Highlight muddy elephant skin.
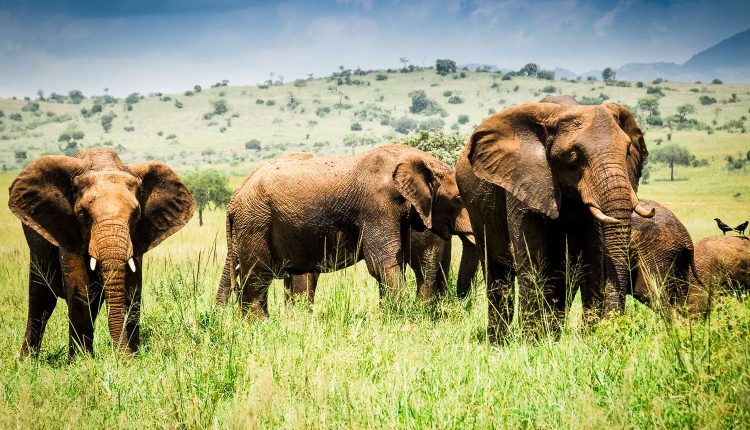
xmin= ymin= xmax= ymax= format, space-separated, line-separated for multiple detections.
xmin=8 ymin=148 xmax=195 ymax=357
xmin=216 ymin=145 xmax=473 ymax=316
xmin=456 ymin=99 xmax=651 ymax=339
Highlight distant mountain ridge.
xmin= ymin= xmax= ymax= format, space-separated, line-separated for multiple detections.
xmin=462 ymin=28 xmax=750 ymax=83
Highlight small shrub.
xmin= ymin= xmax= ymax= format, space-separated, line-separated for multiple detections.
xmin=265 ymin=99 xmax=276 ymax=106
xmin=255 ymin=99 xmax=265 ymax=104
xmin=316 ymin=106 xmax=331 ymax=117
xmin=124 ymin=126 xmax=135 ymax=132
xmin=448 ymin=95 xmax=464 ymax=104
xmin=350 ymin=122 xmax=362 ymax=131
xmin=711 ymin=78 xmax=723 ymax=84
xmin=699 ymin=95 xmax=717 ymax=105
xmin=457 ymin=114 xmax=469 ymax=124
xmin=174 ymin=100 xmax=183 ymax=109
xmin=541 ymin=85 xmax=556 ymax=94
xmin=9 ymin=113 xmax=22 ymax=121
xmin=392 ymin=116 xmax=418 ymax=134
xmin=375 ymin=73 xmax=388 ymax=81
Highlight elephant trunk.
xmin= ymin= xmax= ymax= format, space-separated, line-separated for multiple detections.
xmin=597 ymin=180 xmax=635 ymax=316
xmin=89 ymin=221 xmax=135 ymax=352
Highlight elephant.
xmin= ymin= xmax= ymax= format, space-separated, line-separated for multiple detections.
xmin=8 ymin=148 xmax=195 ymax=357
xmin=687 ymin=236 xmax=750 ymax=313
xmin=283 ymin=228 xmax=478 ymax=303
xmin=629 ymin=199 xmax=701 ymax=313
xmin=215 ymin=145 xmax=473 ymax=316
xmin=456 ymin=99 xmax=652 ymax=339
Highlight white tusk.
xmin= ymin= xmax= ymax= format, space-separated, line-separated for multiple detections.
xmin=128 ymin=258 xmax=136 ymax=273
xmin=89 ymin=257 xmax=97 ymax=271
xmin=588 ymin=206 xmax=622 ymax=225
xmin=235 ymin=264 xmax=240 ymax=271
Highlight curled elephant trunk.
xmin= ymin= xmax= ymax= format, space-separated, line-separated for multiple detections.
xmin=89 ymin=221 xmax=135 ymax=352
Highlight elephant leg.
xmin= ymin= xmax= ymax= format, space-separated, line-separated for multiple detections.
xmin=285 ymin=274 xmax=319 ymax=304
xmin=457 ymin=239 xmax=479 ymax=300
xmin=506 ymin=195 xmax=550 ymax=334
xmin=580 ymin=220 xmax=605 ymax=327
xmin=485 ymin=258 xmax=515 ymax=343
xmin=124 ymin=256 xmax=143 ymax=353
xmin=21 ymin=245 xmax=62 ymax=357
xmin=366 ymin=259 xmax=406 ymax=301
xmin=238 ymin=270 xmax=272 ymax=318
xmin=61 ymin=252 xmax=101 ymax=357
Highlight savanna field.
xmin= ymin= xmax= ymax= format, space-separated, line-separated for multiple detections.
xmin=0 ymin=69 xmax=749 ymax=428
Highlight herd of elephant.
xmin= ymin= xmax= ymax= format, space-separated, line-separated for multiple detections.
xmin=8 ymin=95 xmax=749 ymax=358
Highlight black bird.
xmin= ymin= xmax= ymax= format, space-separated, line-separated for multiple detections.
xmin=735 ymin=220 xmax=749 ymax=236
xmin=714 ymin=218 xmax=733 ymax=235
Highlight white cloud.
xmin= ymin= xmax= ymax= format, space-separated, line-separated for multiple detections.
xmin=593 ymin=0 xmax=634 ymax=36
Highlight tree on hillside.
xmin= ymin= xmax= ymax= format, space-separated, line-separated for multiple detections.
xmin=519 ymin=63 xmax=538 ymax=77
xmin=101 ymin=112 xmax=116 ymax=133
xmin=184 ymin=170 xmax=233 ymax=226
xmin=675 ymin=104 xmax=695 ymax=123
xmin=409 ymin=90 xmax=430 ymax=113
xmin=637 ymin=96 xmax=660 ymax=117
xmin=602 ymin=67 xmax=616 ymax=85
xmin=435 ymin=59 xmax=457 ymax=76
xmin=650 ymin=143 xmax=691 ymax=181
xmin=68 ymin=90 xmax=85 ymax=104
xmin=58 ymin=128 xmax=85 ymax=156
xmin=402 ymin=130 xmax=464 ymax=164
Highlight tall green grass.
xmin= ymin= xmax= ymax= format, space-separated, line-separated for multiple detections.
xmin=0 ymin=170 xmax=748 ymax=427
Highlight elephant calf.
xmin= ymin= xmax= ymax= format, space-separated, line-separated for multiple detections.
xmin=8 ymin=148 xmax=195 ymax=357
xmin=216 ymin=145 xmax=473 ymax=316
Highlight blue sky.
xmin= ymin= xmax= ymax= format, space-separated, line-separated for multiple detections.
xmin=0 ymin=0 xmax=748 ymax=97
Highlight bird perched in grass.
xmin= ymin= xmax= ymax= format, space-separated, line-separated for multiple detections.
xmin=735 ymin=220 xmax=749 ymax=236
xmin=714 ymin=218 xmax=733 ymax=235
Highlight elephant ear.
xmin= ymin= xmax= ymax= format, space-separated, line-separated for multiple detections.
xmin=8 ymin=156 xmax=89 ymax=253
xmin=393 ymin=154 xmax=437 ymax=229
xmin=129 ymin=161 xmax=196 ymax=255
xmin=604 ymin=103 xmax=648 ymax=191
xmin=467 ymin=103 xmax=562 ymax=219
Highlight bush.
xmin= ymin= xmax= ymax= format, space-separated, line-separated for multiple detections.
xmin=699 ymin=95 xmax=717 ymax=105
xmin=350 ymin=122 xmax=362 ymax=131
xmin=376 ymin=73 xmax=388 ymax=81
xmin=646 ymin=115 xmax=663 ymax=126
xmin=401 ymin=129 xmax=465 ymax=164
xmin=443 ymin=90 xmax=453 ymax=97
xmin=541 ymin=85 xmax=556 ymax=94
xmin=265 ymin=99 xmax=276 ymax=106
xmin=100 ymin=112 xmax=116 ymax=133
xmin=174 ymin=100 xmax=183 ymax=109
xmin=392 ymin=116 xmax=418 ymax=134
xmin=536 ymin=69 xmax=555 ymax=80
xmin=255 ymin=99 xmax=265 ymax=104
xmin=316 ymin=106 xmax=331 ymax=117
xmin=68 ymin=90 xmax=85 ymax=104
xmin=409 ymin=90 xmax=445 ymax=116
xmin=457 ymin=114 xmax=469 ymax=124
xmin=9 ymin=113 xmax=22 ymax=121
xmin=646 ymin=86 xmax=664 ymax=97
xmin=418 ymin=118 xmax=445 ymax=131
xmin=448 ymin=95 xmax=464 ymax=104
xmin=124 ymin=126 xmax=135 ymax=132
xmin=636 ymin=81 xmax=644 ymax=88
xmin=711 ymin=78 xmax=723 ymax=84
xmin=245 ymin=139 xmax=261 ymax=150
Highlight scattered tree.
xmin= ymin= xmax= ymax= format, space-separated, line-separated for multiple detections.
xmin=435 ymin=59 xmax=457 ymax=76
xmin=68 ymin=90 xmax=85 ymax=104
xmin=519 ymin=63 xmax=539 ymax=77
xmin=184 ymin=170 xmax=233 ymax=226
xmin=674 ymin=104 xmax=695 ymax=123
xmin=100 ymin=112 xmax=116 ymax=133
xmin=650 ymin=143 xmax=691 ymax=181
xmin=602 ymin=67 xmax=616 ymax=85
xmin=58 ymin=128 xmax=85 ymax=156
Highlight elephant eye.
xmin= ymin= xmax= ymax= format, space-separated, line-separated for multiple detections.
xmin=567 ymin=150 xmax=578 ymax=164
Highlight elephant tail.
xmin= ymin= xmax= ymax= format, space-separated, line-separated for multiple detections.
xmin=686 ymin=247 xmax=710 ymax=318
xmin=216 ymin=213 xmax=237 ymax=306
